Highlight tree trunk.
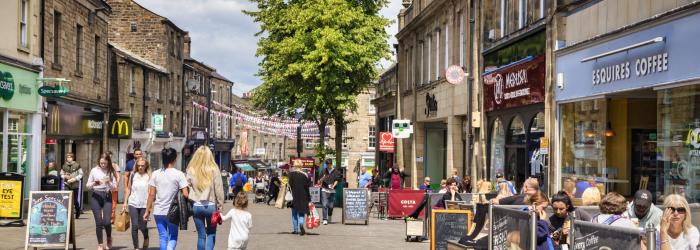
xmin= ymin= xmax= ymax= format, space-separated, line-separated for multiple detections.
xmin=334 ymin=115 xmax=344 ymax=172
xmin=317 ymin=118 xmax=328 ymax=161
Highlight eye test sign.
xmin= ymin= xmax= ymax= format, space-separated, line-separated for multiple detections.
xmin=25 ymin=191 xmax=73 ymax=250
xmin=0 ymin=173 xmax=24 ymax=219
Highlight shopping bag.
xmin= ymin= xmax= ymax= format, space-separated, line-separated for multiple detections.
xmin=114 ymin=209 xmax=130 ymax=232
xmin=312 ymin=204 xmax=321 ymax=227
xmin=305 ymin=203 xmax=321 ymax=229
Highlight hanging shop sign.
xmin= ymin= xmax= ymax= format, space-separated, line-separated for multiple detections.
xmin=379 ymin=132 xmax=395 ymax=153
xmin=425 ymin=93 xmax=438 ymax=117
xmin=152 ymin=114 xmax=164 ymax=132
xmin=445 ymin=65 xmax=466 ymax=85
xmin=483 ymin=55 xmax=545 ymax=112
xmin=47 ymin=102 xmax=103 ymax=138
xmin=555 ymin=12 xmax=700 ymax=102
xmin=108 ymin=115 xmax=132 ymax=139
xmin=0 ymin=63 xmax=39 ymax=112
xmin=38 ymin=85 xmax=69 ymax=97
xmin=392 ymin=120 xmax=413 ymax=138
xmin=190 ymin=127 xmax=207 ymax=141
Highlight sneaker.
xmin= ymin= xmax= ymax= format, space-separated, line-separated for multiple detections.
xmin=322 ymin=220 xmax=328 ymax=225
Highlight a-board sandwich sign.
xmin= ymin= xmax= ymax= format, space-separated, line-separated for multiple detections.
xmin=431 ymin=209 xmax=472 ymax=250
xmin=25 ymin=191 xmax=73 ymax=249
xmin=342 ymin=188 xmax=369 ymax=225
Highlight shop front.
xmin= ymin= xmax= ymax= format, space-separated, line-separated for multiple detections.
xmin=0 ymin=62 xmax=41 ymax=196
xmin=555 ymin=9 xmax=700 ymax=202
xmin=484 ymin=42 xmax=546 ymax=190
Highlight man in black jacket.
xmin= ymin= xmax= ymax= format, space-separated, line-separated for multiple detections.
xmin=319 ymin=160 xmax=340 ymax=224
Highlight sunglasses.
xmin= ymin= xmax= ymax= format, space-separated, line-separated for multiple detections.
xmin=668 ymin=207 xmax=687 ymax=214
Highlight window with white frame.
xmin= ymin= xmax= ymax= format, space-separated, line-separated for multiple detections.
xmin=459 ymin=11 xmax=465 ymax=67
xmin=444 ymin=23 xmax=449 ymax=70
xmin=435 ymin=29 xmax=440 ymax=80
xmin=129 ymin=66 xmax=135 ymax=94
xmin=342 ymin=129 xmax=348 ymax=148
xmin=420 ymin=42 xmax=424 ymax=85
xmin=368 ymin=93 xmax=376 ymax=114
xmin=368 ymin=126 xmax=376 ymax=149
xmin=427 ymin=35 xmax=432 ymax=83
xmin=19 ymin=0 xmax=28 ymax=48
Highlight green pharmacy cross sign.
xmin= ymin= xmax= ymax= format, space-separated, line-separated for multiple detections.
xmin=0 ymin=70 xmax=15 ymax=100
xmin=38 ymin=85 xmax=69 ymax=97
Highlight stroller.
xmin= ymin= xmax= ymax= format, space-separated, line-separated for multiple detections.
xmin=254 ymin=180 xmax=267 ymax=203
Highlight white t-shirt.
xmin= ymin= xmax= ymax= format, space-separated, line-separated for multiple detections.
xmin=148 ymin=168 xmax=188 ymax=215
xmin=222 ymin=208 xmax=253 ymax=250
xmin=669 ymin=226 xmax=700 ymax=250
xmin=128 ymin=172 xmax=150 ymax=208
xmin=86 ymin=166 xmax=117 ymax=192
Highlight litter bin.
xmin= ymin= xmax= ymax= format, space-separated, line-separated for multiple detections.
xmin=41 ymin=176 xmax=61 ymax=190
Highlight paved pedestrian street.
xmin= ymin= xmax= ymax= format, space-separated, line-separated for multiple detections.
xmin=4 ymin=198 xmax=428 ymax=250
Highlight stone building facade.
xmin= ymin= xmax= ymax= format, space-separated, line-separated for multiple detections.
xmin=42 ymin=0 xmax=112 ymax=198
xmin=396 ymin=0 xmax=475 ymax=189
xmin=337 ymin=88 xmax=377 ymax=188
xmin=183 ymin=57 xmax=215 ymax=165
xmin=0 ymin=0 xmax=44 ymax=193
xmin=372 ymin=64 xmax=398 ymax=179
xmin=107 ymin=0 xmax=187 ymax=169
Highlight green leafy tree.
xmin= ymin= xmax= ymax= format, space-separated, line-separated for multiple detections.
xmin=246 ymin=0 xmax=391 ymax=166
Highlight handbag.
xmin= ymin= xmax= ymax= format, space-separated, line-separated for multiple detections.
xmin=167 ymin=192 xmax=181 ymax=224
xmin=212 ymin=211 xmax=222 ymax=225
xmin=284 ymin=185 xmax=294 ymax=202
xmin=114 ymin=209 xmax=130 ymax=232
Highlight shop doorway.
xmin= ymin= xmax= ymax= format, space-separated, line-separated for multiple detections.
xmin=506 ymin=116 xmax=528 ymax=190
xmin=425 ymin=124 xmax=447 ymax=190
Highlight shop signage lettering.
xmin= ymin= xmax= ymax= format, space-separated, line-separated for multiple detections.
xmin=152 ymin=114 xmax=164 ymax=132
xmin=0 ymin=70 xmax=15 ymax=100
xmin=425 ymin=93 xmax=437 ymax=117
xmin=592 ymin=52 xmax=668 ymax=85
xmin=108 ymin=115 xmax=132 ymax=139
xmin=38 ymin=85 xmax=69 ymax=97
xmin=47 ymin=103 xmax=103 ymax=138
xmin=379 ymin=132 xmax=395 ymax=153
xmin=483 ymin=55 xmax=546 ymax=112
xmin=0 ymin=179 xmax=23 ymax=219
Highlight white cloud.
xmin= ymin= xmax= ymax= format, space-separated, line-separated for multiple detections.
xmin=135 ymin=0 xmax=404 ymax=94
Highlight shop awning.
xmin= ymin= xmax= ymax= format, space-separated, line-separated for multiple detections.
xmin=234 ymin=163 xmax=255 ymax=172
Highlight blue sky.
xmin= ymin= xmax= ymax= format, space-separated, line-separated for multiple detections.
xmin=136 ymin=0 xmax=403 ymax=95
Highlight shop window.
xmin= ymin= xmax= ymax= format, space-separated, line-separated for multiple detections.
xmin=657 ymin=85 xmax=700 ymax=203
xmin=560 ymin=99 xmax=606 ymax=188
xmin=490 ymin=118 xmax=505 ymax=180
xmin=507 ymin=116 xmax=526 ymax=145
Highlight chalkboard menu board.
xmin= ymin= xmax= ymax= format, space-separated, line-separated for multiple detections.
xmin=572 ymin=220 xmax=641 ymax=250
xmin=310 ymin=187 xmax=321 ymax=204
xmin=342 ymin=188 xmax=368 ymax=225
xmin=25 ymin=191 xmax=73 ymax=249
xmin=491 ymin=206 xmax=531 ymax=250
xmin=430 ymin=210 xmax=472 ymax=250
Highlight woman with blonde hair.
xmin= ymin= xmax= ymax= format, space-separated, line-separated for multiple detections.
xmin=122 ymin=159 xmax=152 ymax=249
xmin=186 ymin=146 xmax=225 ymax=250
xmin=659 ymin=194 xmax=699 ymax=250
xmin=496 ymin=181 xmax=514 ymax=200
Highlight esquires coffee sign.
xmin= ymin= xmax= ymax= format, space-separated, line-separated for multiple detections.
xmin=483 ymin=55 xmax=545 ymax=112
xmin=47 ymin=103 xmax=103 ymax=138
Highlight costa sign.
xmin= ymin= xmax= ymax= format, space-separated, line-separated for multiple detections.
xmin=483 ymin=55 xmax=545 ymax=112
xmin=378 ymin=132 xmax=394 ymax=153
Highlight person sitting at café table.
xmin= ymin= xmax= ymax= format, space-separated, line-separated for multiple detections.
xmin=438 ymin=179 xmax=448 ymax=194
xmin=437 ymin=178 xmax=463 ymax=208
xmin=549 ymin=191 xmax=592 ymax=247
xmin=574 ymin=176 xmax=597 ymax=198
xmin=491 ymin=177 xmax=539 ymax=205
xmin=659 ymin=194 xmax=699 ymax=250
xmin=626 ymin=189 xmax=662 ymax=229
xmin=591 ymin=192 xmax=636 ymax=229
xmin=419 ymin=177 xmax=432 ymax=191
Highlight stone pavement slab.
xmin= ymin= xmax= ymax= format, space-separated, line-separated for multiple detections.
xmin=3 ymin=198 xmax=429 ymax=250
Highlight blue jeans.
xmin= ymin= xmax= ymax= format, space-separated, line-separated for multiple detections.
xmin=321 ymin=191 xmax=335 ymax=221
xmin=193 ymin=204 xmax=217 ymax=250
xmin=154 ymin=215 xmax=178 ymax=250
xmin=291 ymin=207 xmax=305 ymax=233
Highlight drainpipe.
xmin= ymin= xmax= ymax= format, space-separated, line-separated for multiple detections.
xmin=468 ymin=0 xmax=479 ymax=192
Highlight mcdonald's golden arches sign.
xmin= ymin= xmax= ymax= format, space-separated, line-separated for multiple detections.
xmin=109 ymin=115 xmax=132 ymax=139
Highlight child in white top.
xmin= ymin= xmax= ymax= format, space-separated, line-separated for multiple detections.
xmin=223 ymin=192 xmax=253 ymax=250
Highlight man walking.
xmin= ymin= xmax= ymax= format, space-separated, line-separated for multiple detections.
xmin=319 ymin=159 xmax=340 ymax=225
xmin=358 ymin=167 xmax=372 ymax=189
xmin=230 ymin=168 xmax=248 ymax=198
xmin=61 ymin=152 xmax=83 ymax=218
